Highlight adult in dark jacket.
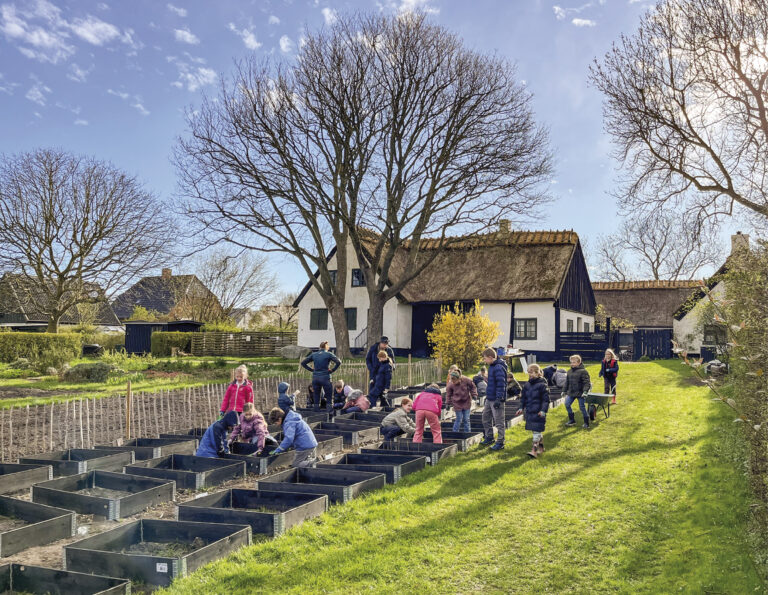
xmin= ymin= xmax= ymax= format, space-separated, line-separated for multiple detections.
xmin=543 ymin=364 xmax=558 ymax=386
xmin=480 ymin=348 xmax=508 ymax=450
xmin=368 ymin=352 xmax=393 ymax=407
xmin=564 ymin=355 xmax=592 ymax=428
xmin=301 ymin=341 xmax=341 ymax=412
xmin=517 ymin=365 xmax=550 ymax=458
xmin=599 ymin=349 xmax=619 ymax=394
xmin=366 ymin=336 xmax=395 ymax=385
xmin=196 ymin=411 xmax=239 ymax=457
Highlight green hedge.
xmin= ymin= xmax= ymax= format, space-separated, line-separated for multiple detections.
xmin=151 ymin=332 xmax=192 ymax=357
xmin=0 ymin=333 xmax=81 ymax=364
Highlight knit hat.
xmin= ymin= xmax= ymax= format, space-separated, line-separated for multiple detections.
xmin=278 ymin=382 xmax=290 ymax=394
xmin=347 ymin=389 xmax=364 ymax=401
xmin=379 ymin=336 xmax=389 ymax=343
xmin=222 ymin=410 xmax=239 ymax=428
xmin=450 ymin=370 xmax=460 ymax=378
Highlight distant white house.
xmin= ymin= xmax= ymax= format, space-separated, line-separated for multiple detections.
xmin=673 ymin=232 xmax=750 ymax=356
xmin=293 ymin=225 xmax=596 ymax=361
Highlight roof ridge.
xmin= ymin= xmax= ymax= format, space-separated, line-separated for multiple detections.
xmin=592 ymin=280 xmax=705 ymax=290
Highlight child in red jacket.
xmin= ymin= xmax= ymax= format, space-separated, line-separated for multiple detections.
xmin=220 ymin=365 xmax=254 ymax=415
xmin=412 ymin=384 xmax=443 ymax=444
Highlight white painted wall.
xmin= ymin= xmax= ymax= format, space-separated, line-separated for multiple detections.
xmin=512 ymin=301 xmax=557 ymax=352
xmin=673 ymin=281 xmax=725 ymax=354
xmin=296 ymin=243 xmax=411 ymax=349
xmin=479 ymin=302 xmax=513 ymax=346
xmin=560 ymin=308 xmax=595 ymax=335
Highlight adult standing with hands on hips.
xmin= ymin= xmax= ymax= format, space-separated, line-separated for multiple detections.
xmin=301 ymin=341 xmax=341 ymax=412
xmin=366 ymin=336 xmax=395 ymax=387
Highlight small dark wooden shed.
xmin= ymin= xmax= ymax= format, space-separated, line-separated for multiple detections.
xmin=124 ymin=320 xmax=203 ymax=354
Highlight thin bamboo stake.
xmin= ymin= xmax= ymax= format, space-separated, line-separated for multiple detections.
xmin=117 ymin=394 xmax=123 ymax=439
xmin=78 ymin=400 xmax=84 ymax=448
xmin=8 ymin=407 xmax=14 ymax=462
xmin=0 ymin=408 xmax=5 ymax=462
xmin=85 ymin=398 xmax=91 ymax=448
xmin=24 ymin=406 xmax=30 ymax=453
xmin=49 ymin=403 xmax=54 ymax=451
xmin=63 ymin=402 xmax=67 ymax=450
xmin=153 ymin=392 xmax=159 ymax=437
xmin=125 ymin=381 xmax=132 ymax=440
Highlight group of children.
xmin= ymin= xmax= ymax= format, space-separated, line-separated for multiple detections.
xmin=193 ymin=346 xmax=621 ymax=467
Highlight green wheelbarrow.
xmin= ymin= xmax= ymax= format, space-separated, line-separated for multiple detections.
xmin=585 ymin=392 xmax=613 ymax=419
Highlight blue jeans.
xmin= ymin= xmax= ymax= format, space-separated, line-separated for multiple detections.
xmin=453 ymin=408 xmax=471 ymax=432
xmin=381 ymin=425 xmax=403 ymax=440
xmin=312 ymin=378 xmax=333 ymax=411
xmin=565 ymin=395 xmax=589 ymax=424
xmin=345 ymin=406 xmax=363 ymax=413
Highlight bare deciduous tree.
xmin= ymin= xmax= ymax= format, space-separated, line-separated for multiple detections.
xmin=0 ymin=149 xmax=169 ymax=332
xmin=175 ymin=12 xmax=552 ymax=356
xmin=592 ymin=210 xmax=723 ymax=281
xmin=256 ymin=292 xmax=299 ymax=332
xmin=590 ymin=0 xmax=768 ymax=222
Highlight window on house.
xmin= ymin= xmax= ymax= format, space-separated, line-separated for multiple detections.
xmin=584 ymin=322 xmax=590 ymax=333
xmin=345 ymin=308 xmax=357 ymax=331
xmin=703 ymin=324 xmax=726 ymax=346
xmin=566 ymin=319 xmax=574 ymax=333
xmin=514 ymin=318 xmax=537 ymax=340
xmin=328 ymin=270 xmax=337 ymax=286
xmin=310 ymin=308 xmax=328 ymax=330
xmin=351 ymin=269 xmax=366 ymax=287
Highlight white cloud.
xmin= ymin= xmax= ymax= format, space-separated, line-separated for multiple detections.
xmin=572 ymin=18 xmax=596 ymax=26
xmin=553 ymin=5 xmax=566 ymax=19
xmin=0 ymin=1 xmax=75 ymax=63
xmin=167 ymin=56 xmax=217 ymax=92
xmin=321 ymin=7 xmax=337 ymax=25
xmin=0 ymin=72 xmax=18 ymax=95
xmin=97 ymin=2 xmax=109 ymax=10
xmin=131 ymin=102 xmax=149 ymax=116
xmin=25 ymin=75 xmax=51 ymax=106
xmin=174 ymin=27 xmax=199 ymax=44
xmin=228 ymin=23 xmax=261 ymax=50
xmin=279 ymin=34 xmax=293 ymax=53
xmin=74 ymin=118 xmax=88 ymax=125
xmin=167 ymin=3 xmax=187 ymax=17
xmin=397 ymin=0 xmax=439 ymax=14
xmin=268 ymin=15 xmax=280 ymax=25
xmin=107 ymin=88 xmax=129 ymax=100
xmin=70 ymin=15 xmax=120 ymax=45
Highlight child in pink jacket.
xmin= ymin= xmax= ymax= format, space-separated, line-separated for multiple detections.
xmin=220 ymin=365 xmax=254 ymax=414
xmin=412 ymin=384 xmax=443 ymax=444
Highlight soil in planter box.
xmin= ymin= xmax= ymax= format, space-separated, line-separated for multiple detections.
xmin=0 ymin=514 xmax=29 ymax=532
xmin=235 ymin=505 xmax=289 ymax=513
xmin=76 ymin=486 xmax=129 ymax=498
xmin=122 ymin=537 xmax=206 ymax=557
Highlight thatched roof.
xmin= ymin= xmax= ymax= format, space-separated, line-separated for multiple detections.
xmin=592 ymin=280 xmax=703 ymax=328
xmin=0 ymin=274 xmax=121 ymax=326
xmin=359 ymin=229 xmax=580 ymax=302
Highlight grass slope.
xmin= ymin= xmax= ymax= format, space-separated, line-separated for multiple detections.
xmin=162 ymin=360 xmax=765 ymax=594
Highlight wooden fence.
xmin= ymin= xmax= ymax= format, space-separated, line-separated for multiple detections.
xmin=190 ymin=331 xmax=298 ymax=357
xmin=0 ymin=360 xmax=441 ymax=463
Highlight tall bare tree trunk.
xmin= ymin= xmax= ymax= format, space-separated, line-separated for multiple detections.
xmin=366 ymin=292 xmax=386 ymax=353
xmin=328 ymin=300 xmax=351 ymax=358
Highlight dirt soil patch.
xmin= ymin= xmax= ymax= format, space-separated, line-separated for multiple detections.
xmin=0 ymin=386 xmax=78 ymax=400
xmin=122 ymin=537 xmax=205 ymax=557
xmin=76 ymin=487 xmax=129 ymax=499
xmin=143 ymin=371 xmax=189 ymax=380
xmin=0 ymin=515 xmax=28 ymax=532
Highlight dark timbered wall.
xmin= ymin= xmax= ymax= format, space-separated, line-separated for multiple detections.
xmin=556 ymin=243 xmax=596 ymax=316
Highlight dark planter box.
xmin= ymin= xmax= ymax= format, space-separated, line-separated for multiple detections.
xmin=33 ymin=470 xmax=175 ymax=520
xmin=328 ymin=417 xmax=380 ymax=428
xmin=124 ymin=454 xmax=245 ymax=490
xmin=316 ymin=452 xmax=427 ymax=483
xmin=316 ymin=422 xmax=380 ymax=445
xmin=0 ymin=463 xmax=53 ymax=494
xmin=394 ymin=430 xmax=482 ymax=452
xmin=19 ymin=449 xmax=134 ymax=477
xmin=0 ymin=563 xmax=129 ymax=594
xmin=362 ymin=441 xmax=458 ymax=465
xmin=256 ymin=467 xmax=386 ymax=504
xmin=64 ymin=518 xmax=250 ymax=588
xmin=0 ymin=496 xmax=74 ymax=556
xmin=294 ymin=409 xmax=330 ymax=421
xmin=94 ymin=438 xmax=197 ymax=460
xmin=177 ymin=488 xmax=328 ymax=537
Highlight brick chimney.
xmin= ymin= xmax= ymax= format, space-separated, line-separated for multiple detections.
xmin=730 ymin=231 xmax=750 ymax=255
xmin=161 ymin=268 xmax=172 ymax=280
xmin=499 ymin=219 xmax=511 ymax=234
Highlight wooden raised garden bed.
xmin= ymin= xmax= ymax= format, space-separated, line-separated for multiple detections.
xmin=0 ymin=563 xmax=130 ymax=594
xmin=256 ymin=467 xmax=386 ymax=504
xmin=395 ymin=430 xmax=484 ymax=452
xmin=316 ymin=452 xmax=427 ymax=483
xmin=0 ymin=495 xmax=74 ymax=556
xmin=18 ymin=449 xmax=134 ymax=477
xmin=0 ymin=463 xmax=53 ymax=494
xmin=177 ymin=488 xmax=328 ymax=537
xmin=93 ymin=438 xmax=196 ymax=460
xmin=123 ymin=454 xmax=245 ymax=490
xmin=64 ymin=518 xmax=251 ymax=587
xmin=32 ymin=470 xmax=174 ymax=520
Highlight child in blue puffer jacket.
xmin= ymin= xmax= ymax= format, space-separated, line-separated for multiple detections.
xmin=277 ymin=382 xmax=297 ymax=415
xmin=517 ymin=364 xmax=550 ymax=459
xmin=267 ymin=407 xmax=318 ymax=468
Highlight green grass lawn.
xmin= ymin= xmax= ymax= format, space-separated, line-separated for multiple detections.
xmin=161 ymin=360 xmax=766 ymax=594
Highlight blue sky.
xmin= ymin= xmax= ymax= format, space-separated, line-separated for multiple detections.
xmin=0 ymin=0 xmax=667 ymax=294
